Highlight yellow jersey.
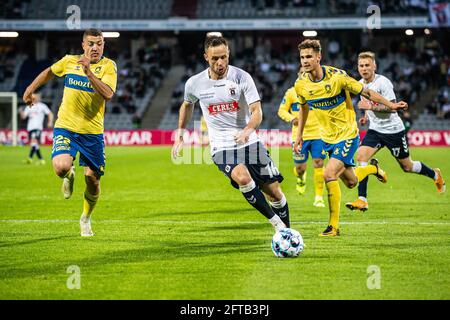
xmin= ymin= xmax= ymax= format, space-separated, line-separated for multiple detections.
xmin=294 ymin=65 xmax=363 ymax=144
xmin=278 ymin=87 xmax=321 ymax=141
xmin=51 ymin=54 xmax=117 ymax=134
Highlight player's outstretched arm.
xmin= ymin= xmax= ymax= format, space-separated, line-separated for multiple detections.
xmin=172 ymin=101 xmax=194 ymax=159
xmin=293 ymin=104 xmax=309 ymax=154
xmin=360 ymin=88 xmax=408 ymax=111
xmin=277 ymin=100 xmax=297 ymax=125
xmin=23 ymin=67 xmax=54 ymax=106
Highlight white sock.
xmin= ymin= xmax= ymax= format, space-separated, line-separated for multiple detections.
xmin=359 ymin=196 xmax=368 ymax=202
xmin=315 ymin=195 xmax=323 ymax=201
xmin=269 ymin=194 xmax=287 ymax=209
xmin=411 ymin=160 xmax=422 ymax=174
xmin=359 ymin=161 xmax=368 ymax=167
xmin=239 ymin=180 xmax=256 ymax=193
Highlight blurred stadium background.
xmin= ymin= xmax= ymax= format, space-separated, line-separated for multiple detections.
xmin=0 ymin=0 xmax=449 ymax=145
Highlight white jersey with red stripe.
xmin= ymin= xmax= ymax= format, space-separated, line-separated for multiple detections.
xmin=184 ymin=65 xmax=261 ymax=155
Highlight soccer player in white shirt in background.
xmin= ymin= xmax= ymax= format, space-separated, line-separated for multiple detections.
xmin=172 ymin=33 xmax=290 ymax=231
xmin=346 ymin=51 xmax=446 ymax=212
xmin=19 ymin=93 xmax=54 ymax=165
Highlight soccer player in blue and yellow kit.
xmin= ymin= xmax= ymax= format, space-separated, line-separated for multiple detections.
xmin=278 ymin=86 xmax=326 ymax=207
xmin=293 ymin=39 xmax=408 ymax=237
xmin=23 ymin=29 xmax=117 ymax=237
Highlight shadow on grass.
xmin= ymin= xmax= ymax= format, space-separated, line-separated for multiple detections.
xmin=0 ymin=238 xmax=267 ymax=280
xmin=0 ymin=235 xmax=73 ymax=248
xmin=138 ymin=207 xmax=255 ymax=218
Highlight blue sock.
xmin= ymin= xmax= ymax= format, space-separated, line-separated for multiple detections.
xmin=36 ymin=147 xmax=42 ymax=160
xmin=358 ymin=177 xmax=368 ymax=199
xmin=29 ymin=146 xmax=36 ymax=159
xmin=240 ymin=180 xmax=275 ymax=219
xmin=419 ymin=162 xmax=436 ymax=179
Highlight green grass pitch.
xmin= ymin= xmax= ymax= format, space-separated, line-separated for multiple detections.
xmin=0 ymin=145 xmax=449 ymax=299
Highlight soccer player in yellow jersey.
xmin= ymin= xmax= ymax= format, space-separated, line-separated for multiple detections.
xmin=278 ymin=86 xmax=326 ymax=207
xmin=293 ymin=39 xmax=408 ymax=237
xmin=23 ymin=29 xmax=117 ymax=237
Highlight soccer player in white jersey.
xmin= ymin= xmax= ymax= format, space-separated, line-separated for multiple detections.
xmin=172 ymin=33 xmax=290 ymax=231
xmin=346 ymin=51 xmax=446 ymax=212
xmin=19 ymin=93 xmax=54 ymax=164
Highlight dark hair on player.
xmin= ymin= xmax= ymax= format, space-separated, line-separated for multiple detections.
xmin=204 ymin=32 xmax=228 ymax=52
xmin=83 ymin=28 xmax=103 ymax=39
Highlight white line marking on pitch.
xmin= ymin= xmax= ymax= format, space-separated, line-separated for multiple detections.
xmin=0 ymin=219 xmax=449 ymax=226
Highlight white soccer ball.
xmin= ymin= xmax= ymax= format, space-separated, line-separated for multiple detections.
xmin=271 ymin=228 xmax=304 ymax=258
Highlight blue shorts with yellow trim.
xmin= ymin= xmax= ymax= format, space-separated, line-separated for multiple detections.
xmin=52 ymin=128 xmax=105 ymax=176
xmin=324 ymin=136 xmax=360 ymax=167
xmin=292 ymin=139 xmax=326 ymax=164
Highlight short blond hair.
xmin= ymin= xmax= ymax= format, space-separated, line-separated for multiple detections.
xmin=358 ymin=51 xmax=376 ymax=61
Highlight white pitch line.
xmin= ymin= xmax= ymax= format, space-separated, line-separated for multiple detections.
xmin=0 ymin=219 xmax=449 ymax=226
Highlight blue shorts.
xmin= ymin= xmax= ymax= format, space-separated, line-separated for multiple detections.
xmin=52 ymin=128 xmax=105 ymax=176
xmin=292 ymin=139 xmax=326 ymax=164
xmin=324 ymin=136 xmax=360 ymax=167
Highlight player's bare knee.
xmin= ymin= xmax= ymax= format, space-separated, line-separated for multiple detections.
xmin=347 ymin=179 xmax=358 ymax=189
xmin=52 ymin=160 xmax=71 ymax=177
xmin=272 ymin=190 xmax=285 ymax=202
xmin=356 ymin=154 xmax=367 ymax=163
xmin=85 ymin=173 xmax=100 ymax=186
xmin=234 ymin=173 xmax=253 ymax=186
xmin=312 ymin=159 xmax=323 ymax=168
xmin=323 ymin=171 xmax=337 ymax=182
xmin=400 ymin=162 xmax=413 ymax=172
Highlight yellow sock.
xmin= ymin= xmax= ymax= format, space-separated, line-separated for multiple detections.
xmin=293 ymin=166 xmax=299 ymax=177
xmin=355 ymin=165 xmax=377 ymax=182
xmin=82 ymin=190 xmax=99 ymax=218
xmin=314 ymin=167 xmax=325 ymax=197
xmin=326 ymin=180 xmax=341 ymax=229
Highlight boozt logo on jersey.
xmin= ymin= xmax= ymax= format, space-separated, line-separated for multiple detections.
xmin=208 ymin=101 xmax=239 ymax=116
xmin=64 ymin=74 xmax=94 ymax=93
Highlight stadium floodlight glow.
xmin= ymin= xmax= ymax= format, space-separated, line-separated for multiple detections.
xmin=0 ymin=31 xmax=19 ymax=38
xmin=103 ymin=32 xmax=120 ymax=38
xmin=424 ymin=28 xmax=431 ymax=35
xmin=405 ymin=29 xmax=414 ymax=36
xmin=303 ymin=30 xmax=317 ymax=37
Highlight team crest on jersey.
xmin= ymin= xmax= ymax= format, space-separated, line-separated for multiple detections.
xmin=229 ymin=86 xmax=236 ymax=96
xmin=325 ymin=84 xmax=332 ymax=93
xmin=308 ymin=90 xmax=314 ymax=96
xmin=94 ymin=66 xmax=102 ymax=73
xmin=74 ymin=65 xmax=81 ymax=71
